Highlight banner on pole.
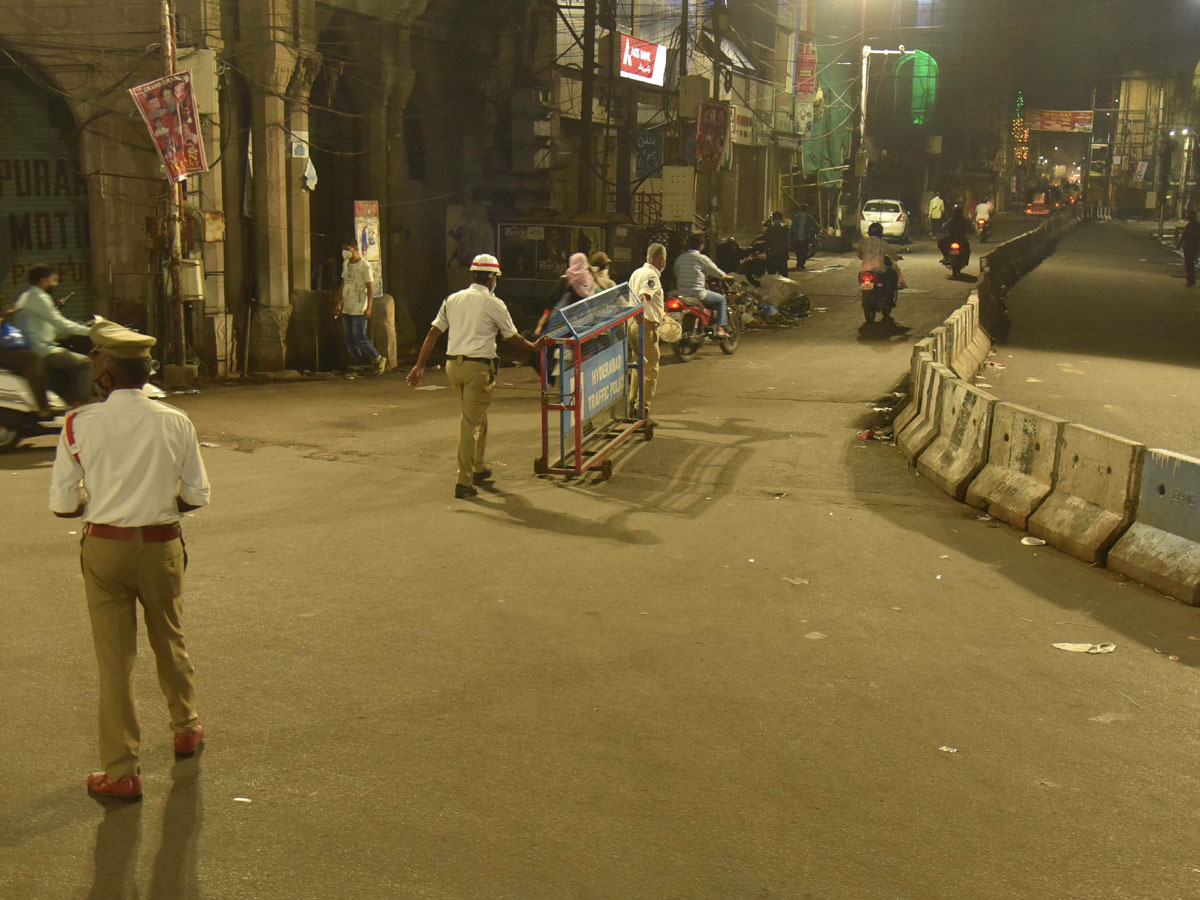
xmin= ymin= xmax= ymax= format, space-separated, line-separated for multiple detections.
xmin=695 ymin=100 xmax=731 ymax=169
xmin=354 ymin=200 xmax=383 ymax=297
xmin=794 ymin=47 xmax=818 ymax=95
xmin=1023 ymin=109 xmax=1094 ymax=133
xmin=129 ymin=71 xmax=208 ymax=183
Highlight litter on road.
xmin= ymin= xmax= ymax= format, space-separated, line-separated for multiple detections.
xmin=857 ymin=429 xmax=875 ymax=440
xmin=939 ymin=746 xmax=958 ymax=754
xmin=1053 ymin=642 xmax=1116 ymax=654
xmin=1025 ymin=377 xmax=1043 ymax=383
xmin=415 ymin=385 xmax=446 ymax=391
xmin=1021 ymin=537 xmax=1047 ymax=546
xmin=200 ymin=441 xmax=220 ymax=448
xmin=782 ymin=577 xmax=810 ymax=585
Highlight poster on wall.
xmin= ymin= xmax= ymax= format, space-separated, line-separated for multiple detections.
xmin=794 ymin=47 xmax=817 ymax=95
xmin=497 ymin=223 xmax=605 ymax=281
xmin=354 ymin=200 xmax=382 ymax=297
xmin=635 ymin=130 xmax=664 ymax=179
xmin=695 ymin=100 xmax=731 ymax=169
xmin=129 ymin=71 xmax=208 ymax=183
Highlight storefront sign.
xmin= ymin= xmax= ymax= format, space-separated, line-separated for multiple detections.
xmin=794 ymin=48 xmax=818 ymax=95
xmin=635 ymin=129 xmax=663 ymax=178
xmin=695 ymin=101 xmax=731 ymax=169
xmin=354 ymin=200 xmax=382 ymax=297
xmin=730 ymin=106 xmax=754 ymax=145
xmin=129 ymin=71 xmax=208 ymax=183
xmin=1024 ymin=109 xmax=1094 ymax=133
xmin=619 ymin=33 xmax=666 ymax=86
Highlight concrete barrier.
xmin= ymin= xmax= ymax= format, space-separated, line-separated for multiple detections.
xmin=894 ymin=339 xmax=934 ymax=435
xmin=1028 ymin=425 xmax=1145 ymax=563
xmin=966 ymin=403 xmax=1067 ymax=528
xmin=950 ymin=309 xmax=976 ymax=380
xmin=915 ymin=379 xmax=998 ymax=500
xmin=898 ymin=363 xmax=953 ymax=464
xmin=965 ymin=297 xmax=991 ymax=370
xmin=930 ymin=325 xmax=949 ymax=366
xmin=1108 ymin=450 xmax=1200 ymax=605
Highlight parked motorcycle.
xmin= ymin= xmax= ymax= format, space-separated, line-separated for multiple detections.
xmin=665 ymin=283 xmax=744 ymax=362
xmin=714 ymin=235 xmax=768 ymax=285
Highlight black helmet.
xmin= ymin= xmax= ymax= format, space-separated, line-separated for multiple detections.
xmin=867 ymin=222 xmax=884 ymax=237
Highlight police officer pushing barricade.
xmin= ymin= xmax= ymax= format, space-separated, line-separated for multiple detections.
xmin=407 ymin=254 xmax=543 ymax=499
xmin=49 ymin=321 xmax=211 ymax=801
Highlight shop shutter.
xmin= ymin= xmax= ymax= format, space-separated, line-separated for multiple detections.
xmin=0 ymin=61 xmax=93 ymax=319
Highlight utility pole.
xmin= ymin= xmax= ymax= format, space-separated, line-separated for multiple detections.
xmin=844 ymin=0 xmax=867 ymax=239
xmin=578 ymin=0 xmax=597 ymax=214
xmin=159 ymin=0 xmax=185 ymax=366
xmin=616 ymin=0 xmax=635 ymax=215
xmin=680 ymin=0 xmax=688 ymax=79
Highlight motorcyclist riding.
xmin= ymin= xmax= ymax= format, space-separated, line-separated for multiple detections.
xmin=673 ymin=233 xmax=735 ymax=337
xmin=974 ymin=197 xmax=993 ymax=225
xmin=938 ymin=204 xmax=972 ymax=263
xmin=12 ymin=266 xmax=93 ymax=406
xmin=858 ymin=222 xmax=900 ymax=320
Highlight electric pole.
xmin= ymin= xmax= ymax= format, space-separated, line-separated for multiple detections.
xmin=680 ymin=0 xmax=688 ymax=79
xmin=578 ymin=0 xmax=597 ymax=214
xmin=159 ymin=0 xmax=186 ymax=366
xmin=617 ymin=0 xmax=634 ymax=215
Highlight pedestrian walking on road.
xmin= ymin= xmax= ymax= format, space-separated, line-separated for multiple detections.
xmin=334 ymin=239 xmax=386 ymax=376
xmin=590 ymin=251 xmax=616 ymax=291
xmin=627 ymin=243 xmax=667 ymax=424
xmin=50 ymin=321 xmax=211 ymax=801
xmin=407 ymin=254 xmax=542 ymax=499
xmin=1177 ymin=211 xmax=1200 ymax=286
xmin=764 ymin=211 xmax=791 ymax=276
xmin=789 ymin=203 xmax=819 ymax=269
xmin=928 ymin=192 xmax=945 ymax=237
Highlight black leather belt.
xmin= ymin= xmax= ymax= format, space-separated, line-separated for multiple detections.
xmin=452 ymin=356 xmax=496 ymax=365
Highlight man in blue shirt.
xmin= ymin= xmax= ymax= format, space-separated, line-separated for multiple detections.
xmin=673 ymin=233 xmax=734 ymax=337
xmin=13 ymin=265 xmax=92 ymax=406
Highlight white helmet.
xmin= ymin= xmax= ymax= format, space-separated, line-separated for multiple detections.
xmin=469 ymin=253 xmax=501 ymax=276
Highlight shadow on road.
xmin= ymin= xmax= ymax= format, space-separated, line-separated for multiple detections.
xmin=87 ymin=802 xmax=141 ymax=900
xmin=0 ymin=443 xmax=56 ymax=471
xmin=856 ymin=320 xmax=913 ymax=344
xmin=467 ymin=486 xmax=662 ymax=545
xmin=149 ymin=759 xmax=203 ymax=900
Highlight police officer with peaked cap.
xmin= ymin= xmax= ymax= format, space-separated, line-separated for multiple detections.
xmin=49 ymin=320 xmax=211 ymax=800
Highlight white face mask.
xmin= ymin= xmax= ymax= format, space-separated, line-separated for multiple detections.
xmin=342 ymin=250 xmax=353 ymax=260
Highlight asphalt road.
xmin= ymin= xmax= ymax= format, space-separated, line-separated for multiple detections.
xmin=984 ymin=221 xmax=1200 ymax=455
xmin=3 ymin=217 xmax=1199 ymax=900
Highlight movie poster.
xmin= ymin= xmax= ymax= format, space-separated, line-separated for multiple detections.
xmin=129 ymin=71 xmax=208 ymax=183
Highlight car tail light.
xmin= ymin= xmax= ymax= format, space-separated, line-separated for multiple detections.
xmin=950 ymin=242 xmax=961 ymax=251
xmin=896 ymin=213 xmax=904 ymax=221
xmin=665 ymin=297 xmax=683 ymax=311
xmin=861 ymin=212 xmax=867 ymax=220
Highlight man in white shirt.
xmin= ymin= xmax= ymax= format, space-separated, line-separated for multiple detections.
xmin=13 ymin=265 xmax=93 ymax=404
xmin=49 ymin=321 xmax=211 ymax=801
xmin=333 ymin=239 xmax=385 ymax=376
xmin=928 ymin=192 xmax=945 ymax=236
xmin=627 ymin=242 xmax=666 ymax=422
xmin=974 ymin=197 xmax=993 ymax=224
xmin=407 ymin=254 xmax=543 ymax=498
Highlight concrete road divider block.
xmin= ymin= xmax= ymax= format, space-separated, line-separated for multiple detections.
xmin=916 ymin=379 xmax=998 ymax=500
xmin=894 ymin=339 xmax=935 ymax=435
xmin=965 ymin=297 xmax=991 ymax=374
xmin=1029 ymin=425 xmax=1145 ymax=564
xmin=1109 ymin=450 xmax=1200 ymax=605
xmin=950 ymin=308 xmax=976 ymax=380
xmin=898 ymin=363 xmax=953 ymax=464
xmin=966 ymin=403 xmax=1067 ymax=528
xmin=930 ymin=326 xmax=949 ymax=366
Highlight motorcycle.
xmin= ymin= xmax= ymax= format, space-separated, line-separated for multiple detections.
xmin=976 ymin=218 xmax=992 ymax=242
xmin=859 ymin=262 xmax=899 ymax=323
xmin=665 ymin=282 xmax=744 ymax=362
xmin=714 ymin=235 xmax=768 ymax=285
xmin=939 ymin=238 xmax=971 ymax=278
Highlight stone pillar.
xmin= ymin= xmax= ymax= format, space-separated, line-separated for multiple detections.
xmin=242 ymin=42 xmax=297 ymax=372
xmin=287 ymin=50 xmax=322 ymax=296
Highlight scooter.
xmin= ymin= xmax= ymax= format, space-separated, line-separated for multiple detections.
xmin=0 ymin=331 xmax=169 ymax=452
xmin=665 ymin=285 xmax=743 ymax=362
xmin=859 ymin=258 xmax=899 ymax=323
xmin=976 ymin=218 xmax=992 ymax=242
xmin=939 ymin=238 xmax=971 ymax=278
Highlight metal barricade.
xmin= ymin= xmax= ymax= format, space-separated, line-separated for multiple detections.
xmin=534 ymin=283 xmax=651 ymax=479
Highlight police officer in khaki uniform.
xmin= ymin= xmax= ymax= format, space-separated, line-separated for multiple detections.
xmin=407 ymin=254 xmax=543 ymax=498
xmin=627 ymin=242 xmax=667 ymax=423
xmin=50 ymin=321 xmax=211 ymax=800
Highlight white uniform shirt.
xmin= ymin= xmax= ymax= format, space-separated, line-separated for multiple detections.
xmin=432 ymin=283 xmax=519 ymax=359
xmin=628 ymin=263 xmax=665 ymax=324
xmin=974 ymin=201 xmax=993 ymax=222
xmin=340 ymin=258 xmax=374 ymax=315
xmin=49 ymin=390 xmax=211 ymax=526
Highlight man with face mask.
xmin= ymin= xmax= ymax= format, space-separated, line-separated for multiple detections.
xmin=332 ymin=239 xmax=386 ymax=376
xmin=50 ymin=320 xmax=211 ymax=800
xmin=13 ymin=265 xmax=92 ymax=405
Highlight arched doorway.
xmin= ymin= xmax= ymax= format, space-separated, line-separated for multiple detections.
xmin=0 ymin=51 xmax=92 ymax=317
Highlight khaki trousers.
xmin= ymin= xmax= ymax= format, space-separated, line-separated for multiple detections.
xmin=446 ymin=359 xmax=494 ymax=486
xmin=629 ymin=321 xmax=659 ymax=415
xmin=82 ymin=534 xmax=198 ymax=780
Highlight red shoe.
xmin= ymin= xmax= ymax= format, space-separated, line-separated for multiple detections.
xmin=174 ymin=724 xmax=204 ymax=755
xmin=87 ymin=772 xmax=143 ymax=800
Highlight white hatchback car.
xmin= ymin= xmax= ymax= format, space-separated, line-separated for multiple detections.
xmin=859 ymin=199 xmax=910 ymax=241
